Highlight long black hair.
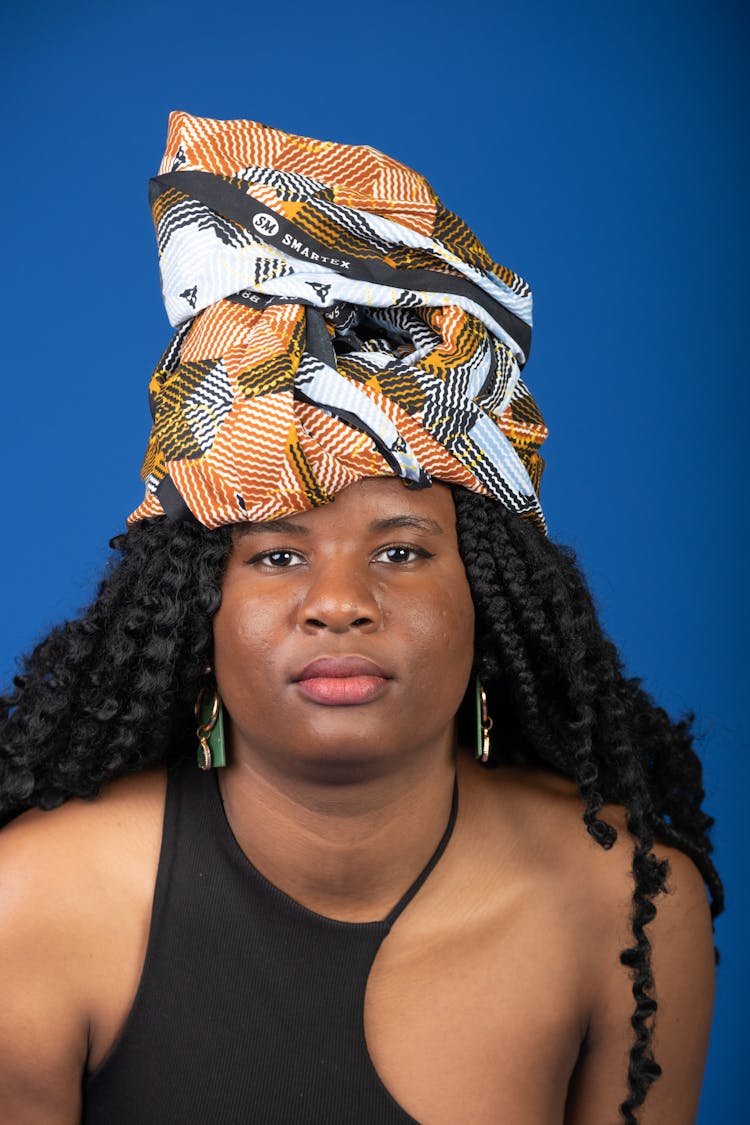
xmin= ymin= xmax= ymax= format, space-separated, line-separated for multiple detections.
xmin=0 ymin=492 xmax=722 ymax=1122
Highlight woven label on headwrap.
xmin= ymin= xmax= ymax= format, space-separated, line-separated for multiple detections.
xmin=129 ymin=111 xmax=548 ymax=530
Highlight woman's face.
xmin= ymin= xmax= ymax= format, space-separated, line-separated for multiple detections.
xmin=213 ymin=477 xmax=475 ymax=779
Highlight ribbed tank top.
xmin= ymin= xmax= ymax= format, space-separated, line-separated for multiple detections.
xmin=83 ymin=761 xmax=458 ymax=1124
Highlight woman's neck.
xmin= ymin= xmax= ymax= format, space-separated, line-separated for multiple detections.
xmin=217 ymin=743 xmax=458 ymax=922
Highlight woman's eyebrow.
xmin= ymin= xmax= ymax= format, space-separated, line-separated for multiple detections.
xmin=369 ymin=516 xmax=444 ymax=535
xmin=235 ymin=514 xmax=445 ymax=539
xmin=236 ymin=519 xmax=311 ymax=538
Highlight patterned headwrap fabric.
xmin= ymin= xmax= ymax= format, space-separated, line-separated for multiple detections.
xmin=128 ymin=111 xmax=549 ymax=530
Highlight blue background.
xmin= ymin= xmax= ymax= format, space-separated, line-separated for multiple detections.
xmin=1 ymin=0 xmax=747 ymax=1115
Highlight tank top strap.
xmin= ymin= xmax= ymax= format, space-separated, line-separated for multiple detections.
xmin=383 ymin=775 xmax=458 ymax=927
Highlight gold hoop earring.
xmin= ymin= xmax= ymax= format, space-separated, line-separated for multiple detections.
xmin=475 ymin=678 xmax=493 ymax=764
xmin=195 ymin=682 xmax=226 ymax=770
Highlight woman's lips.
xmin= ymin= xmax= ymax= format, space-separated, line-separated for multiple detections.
xmin=295 ymin=675 xmax=389 ymax=705
xmin=292 ymin=657 xmax=391 ymax=706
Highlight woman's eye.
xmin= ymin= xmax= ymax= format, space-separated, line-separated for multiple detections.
xmin=374 ymin=545 xmax=429 ymax=564
xmin=254 ymin=550 xmax=305 ymax=568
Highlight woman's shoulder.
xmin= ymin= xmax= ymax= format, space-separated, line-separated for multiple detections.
xmin=0 ymin=768 xmax=168 ymax=1116
xmin=0 ymin=767 xmax=167 ymax=884
xmin=0 ymin=767 xmax=167 ymax=969
xmin=458 ymin=755 xmax=712 ymax=939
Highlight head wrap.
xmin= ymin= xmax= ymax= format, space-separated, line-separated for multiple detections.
xmin=129 ymin=111 xmax=548 ymax=530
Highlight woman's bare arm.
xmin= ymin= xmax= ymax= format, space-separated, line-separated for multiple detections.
xmin=0 ymin=811 xmax=90 ymax=1125
xmin=565 ymin=843 xmax=715 ymax=1124
xmin=0 ymin=772 xmax=164 ymax=1124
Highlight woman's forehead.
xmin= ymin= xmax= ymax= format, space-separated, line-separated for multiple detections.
xmin=233 ymin=478 xmax=457 ymax=540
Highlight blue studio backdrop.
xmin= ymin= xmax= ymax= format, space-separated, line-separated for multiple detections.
xmin=1 ymin=0 xmax=747 ymax=1117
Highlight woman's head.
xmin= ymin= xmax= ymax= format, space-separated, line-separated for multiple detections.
xmin=116 ymin=113 xmax=551 ymax=779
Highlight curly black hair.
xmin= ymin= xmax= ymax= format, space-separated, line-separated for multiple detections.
xmin=0 ymin=491 xmax=722 ymax=1123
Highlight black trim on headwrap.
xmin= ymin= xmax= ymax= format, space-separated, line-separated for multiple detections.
xmin=226 ymin=291 xmax=298 ymax=311
xmin=304 ymin=306 xmax=338 ymax=371
xmin=156 ymin=475 xmax=200 ymax=523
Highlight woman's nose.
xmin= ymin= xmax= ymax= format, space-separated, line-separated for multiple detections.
xmin=297 ymin=561 xmax=382 ymax=633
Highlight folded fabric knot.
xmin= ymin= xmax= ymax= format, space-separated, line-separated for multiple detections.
xmin=128 ymin=112 xmax=549 ymax=530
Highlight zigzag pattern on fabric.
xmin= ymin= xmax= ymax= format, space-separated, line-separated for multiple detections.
xmin=129 ymin=112 xmax=548 ymax=531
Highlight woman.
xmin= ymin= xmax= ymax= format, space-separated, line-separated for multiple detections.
xmin=0 ymin=113 xmax=721 ymax=1124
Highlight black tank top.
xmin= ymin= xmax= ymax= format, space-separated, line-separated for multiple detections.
xmin=83 ymin=761 xmax=458 ymax=1124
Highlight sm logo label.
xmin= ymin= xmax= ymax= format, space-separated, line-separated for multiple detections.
xmin=252 ymin=212 xmax=280 ymax=237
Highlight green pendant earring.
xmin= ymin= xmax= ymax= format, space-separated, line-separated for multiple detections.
xmin=195 ymin=683 xmax=226 ymax=770
xmin=475 ymin=678 xmax=493 ymax=764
